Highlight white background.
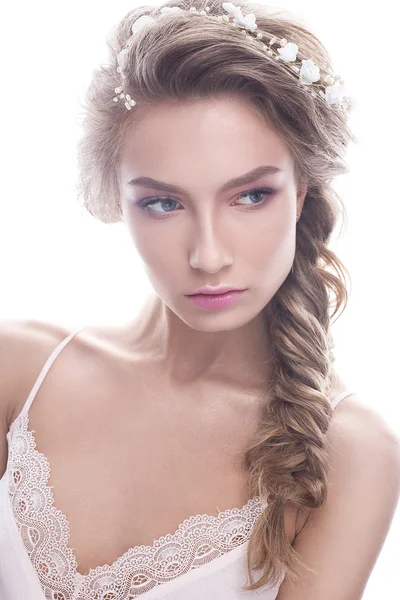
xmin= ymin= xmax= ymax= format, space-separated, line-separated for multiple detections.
xmin=0 ymin=1 xmax=399 ymax=597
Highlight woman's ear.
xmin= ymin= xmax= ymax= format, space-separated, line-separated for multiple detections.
xmin=296 ymin=181 xmax=308 ymax=221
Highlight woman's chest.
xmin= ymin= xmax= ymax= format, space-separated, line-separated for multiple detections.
xmin=23 ymin=366 xmax=272 ymax=577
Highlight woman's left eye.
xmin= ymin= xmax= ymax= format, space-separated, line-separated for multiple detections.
xmin=235 ymin=187 xmax=277 ymax=207
xmin=139 ymin=187 xmax=277 ymax=216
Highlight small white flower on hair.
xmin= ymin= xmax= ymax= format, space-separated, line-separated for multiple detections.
xmin=222 ymin=2 xmax=242 ymax=18
xmin=299 ymin=58 xmax=320 ymax=84
xmin=233 ymin=11 xmax=257 ymax=32
xmin=276 ymin=42 xmax=298 ymax=63
xmin=222 ymin=2 xmax=257 ymax=32
xmin=324 ymin=84 xmax=345 ymax=105
xmin=131 ymin=15 xmax=156 ymax=35
xmin=323 ymin=74 xmax=335 ymax=86
xmin=160 ymin=6 xmax=183 ymax=14
xmin=117 ymin=48 xmax=129 ymax=69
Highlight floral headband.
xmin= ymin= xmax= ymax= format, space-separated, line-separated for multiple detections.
xmin=112 ymin=2 xmax=352 ymax=112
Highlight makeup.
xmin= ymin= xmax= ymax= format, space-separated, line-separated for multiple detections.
xmin=186 ymin=290 xmax=246 ymax=310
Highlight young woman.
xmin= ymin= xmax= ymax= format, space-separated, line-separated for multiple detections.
xmin=1 ymin=1 xmax=399 ymax=599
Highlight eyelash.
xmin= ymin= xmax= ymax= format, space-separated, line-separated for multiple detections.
xmin=138 ymin=187 xmax=277 ymax=218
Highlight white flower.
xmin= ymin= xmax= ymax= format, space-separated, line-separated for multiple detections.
xmin=324 ymin=84 xmax=345 ymax=105
xmin=233 ymin=11 xmax=257 ymax=32
xmin=323 ymin=74 xmax=335 ymax=86
xmin=222 ymin=2 xmax=242 ymax=18
xmin=131 ymin=15 xmax=156 ymax=35
xmin=276 ymin=42 xmax=298 ymax=63
xmin=117 ymin=48 xmax=129 ymax=69
xmin=222 ymin=2 xmax=257 ymax=32
xmin=160 ymin=6 xmax=183 ymax=14
xmin=299 ymin=58 xmax=320 ymax=84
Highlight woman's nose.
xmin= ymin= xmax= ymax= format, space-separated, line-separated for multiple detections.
xmin=189 ymin=226 xmax=233 ymax=273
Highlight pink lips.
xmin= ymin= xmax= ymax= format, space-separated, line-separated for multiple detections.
xmin=186 ymin=290 xmax=246 ymax=310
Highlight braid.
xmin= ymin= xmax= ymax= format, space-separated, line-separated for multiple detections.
xmin=239 ymin=185 xmax=350 ymax=590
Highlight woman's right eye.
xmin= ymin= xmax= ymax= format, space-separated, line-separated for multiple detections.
xmin=140 ymin=197 xmax=180 ymax=214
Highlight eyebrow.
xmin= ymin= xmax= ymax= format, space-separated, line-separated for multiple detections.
xmin=126 ymin=165 xmax=283 ymax=194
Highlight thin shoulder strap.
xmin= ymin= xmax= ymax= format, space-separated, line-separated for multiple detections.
xmin=20 ymin=326 xmax=85 ymax=417
xmin=331 ymin=390 xmax=355 ymax=409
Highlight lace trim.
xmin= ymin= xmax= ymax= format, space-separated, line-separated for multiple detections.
xmin=7 ymin=410 xmax=265 ymax=599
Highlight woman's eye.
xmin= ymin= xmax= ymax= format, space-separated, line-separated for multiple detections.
xmin=235 ymin=187 xmax=276 ymax=207
xmin=139 ymin=187 xmax=277 ymax=217
xmin=140 ymin=197 xmax=181 ymax=215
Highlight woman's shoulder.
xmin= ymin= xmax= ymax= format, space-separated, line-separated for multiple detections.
xmin=327 ymin=370 xmax=398 ymax=455
xmin=3 ymin=320 xmax=135 ymax=427
xmin=0 ymin=319 xmax=77 ymax=478
xmin=329 ymin=369 xmax=360 ymax=411
xmin=1 ymin=320 xmax=85 ymax=426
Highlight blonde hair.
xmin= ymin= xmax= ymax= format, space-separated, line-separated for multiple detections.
xmin=76 ymin=0 xmax=356 ymax=591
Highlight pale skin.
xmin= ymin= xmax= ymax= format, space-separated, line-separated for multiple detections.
xmin=0 ymin=96 xmax=399 ymax=599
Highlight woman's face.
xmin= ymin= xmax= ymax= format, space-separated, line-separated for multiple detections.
xmin=118 ymin=96 xmax=307 ymax=331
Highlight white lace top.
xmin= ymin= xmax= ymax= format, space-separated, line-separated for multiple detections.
xmin=0 ymin=327 xmax=354 ymax=599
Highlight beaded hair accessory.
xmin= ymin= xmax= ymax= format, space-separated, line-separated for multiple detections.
xmin=113 ymin=2 xmax=352 ymax=111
